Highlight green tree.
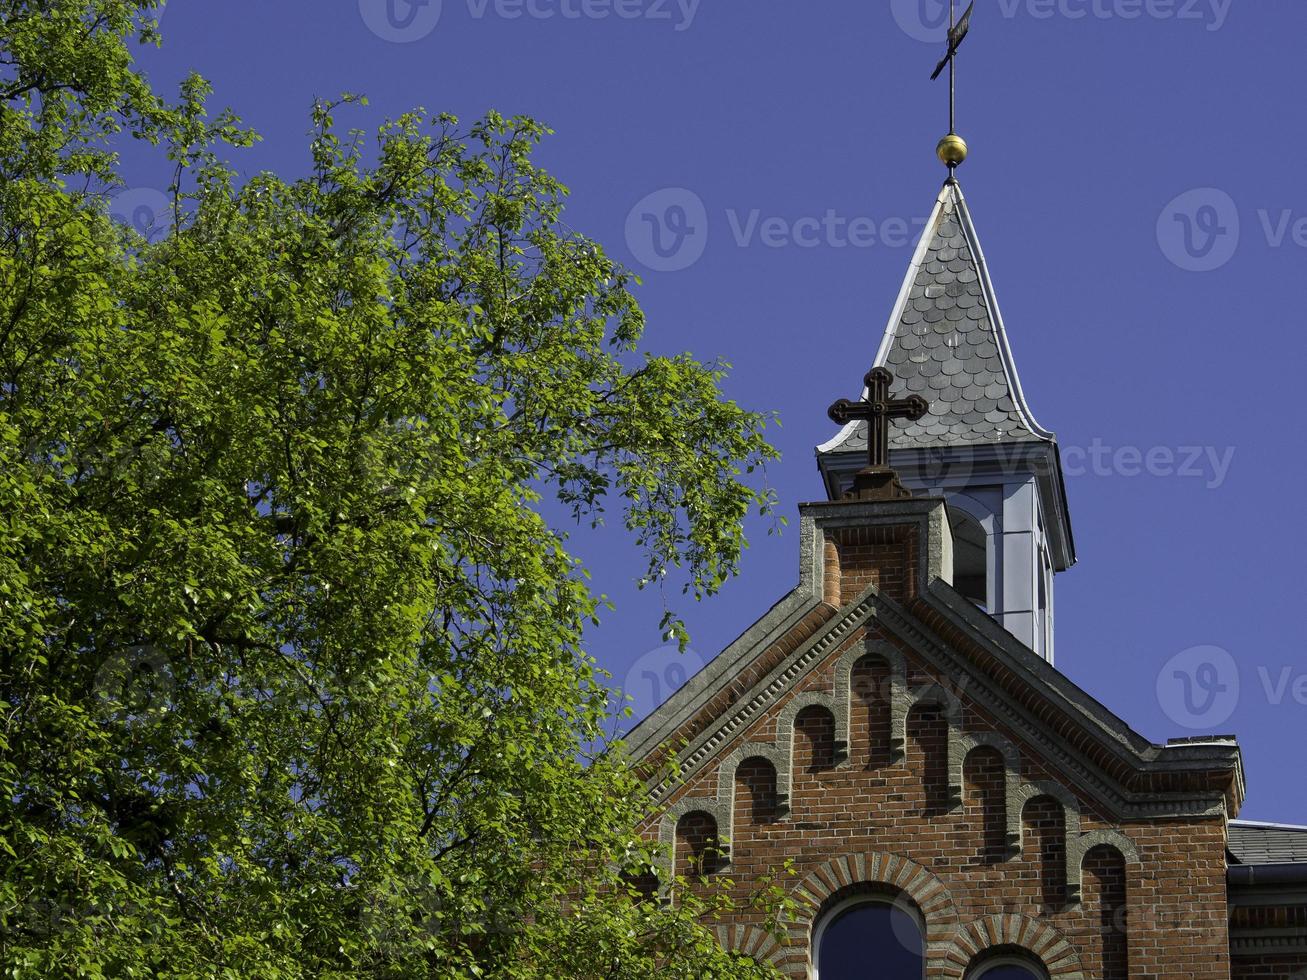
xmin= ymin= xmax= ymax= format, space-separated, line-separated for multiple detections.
xmin=0 ymin=3 xmax=793 ymax=977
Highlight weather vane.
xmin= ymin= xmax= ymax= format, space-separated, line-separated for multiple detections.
xmin=931 ymin=0 xmax=974 ymax=178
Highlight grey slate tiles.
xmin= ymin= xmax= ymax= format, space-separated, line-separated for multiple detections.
xmin=1229 ymin=821 xmax=1307 ymax=865
xmin=821 ymin=181 xmax=1048 ymax=455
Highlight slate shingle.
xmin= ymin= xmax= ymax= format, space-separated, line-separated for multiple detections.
xmin=1229 ymin=822 xmax=1307 ymax=865
xmin=821 ymin=181 xmax=1047 ymax=455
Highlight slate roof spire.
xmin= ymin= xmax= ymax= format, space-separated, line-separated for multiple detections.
xmin=818 ymin=179 xmax=1054 ymax=454
xmin=816 ymin=177 xmax=1076 ymax=575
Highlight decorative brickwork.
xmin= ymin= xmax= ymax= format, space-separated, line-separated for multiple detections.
xmin=634 ymin=502 xmax=1248 ymax=978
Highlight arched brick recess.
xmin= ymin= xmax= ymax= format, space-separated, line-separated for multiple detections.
xmin=657 ymin=796 xmax=731 ymax=883
xmin=733 ymin=756 xmax=782 ymax=832
xmin=962 ymin=745 xmax=1009 ymax=865
xmin=795 ymin=704 xmax=839 ymax=774
xmin=713 ymin=924 xmax=788 ymax=971
xmin=909 ymin=682 xmax=966 ymax=808
xmin=1081 ymin=843 xmax=1129 ymax=980
xmin=849 ymin=654 xmax=897 ymax=768
xmin=835 ymin=641 xmax=908 ymax=764
xmin=717 ymin=741 xmax=791 ymax=825
xmin=907 ymin=700 xmax=953 ymax=816
xmin=1011 ymin=780 xmax=1082 ymax=904
xmin=674 ymin=809 xmax=727 ymax=878
xmin=776 ymin=691 xmax=849 ymax=777
xmin=940 ymin=914 xmax=1084 ymax=980
xmin=1021 ymin=795 xmax=1069 ymax=912
xmin=1067 ymin=829 xmax=1139 ymax=874
xmin=778 ymin=852 xmax=960 ymax=978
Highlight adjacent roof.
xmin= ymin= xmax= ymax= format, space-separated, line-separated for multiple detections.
xmin=1229 ymin=821 xmax=1307 ymax=865
xmin=818 ymin=179 xmax=1052 ymax=455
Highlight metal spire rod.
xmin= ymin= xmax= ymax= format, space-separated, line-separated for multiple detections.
xmin=930 ymin=0 xmax=973 ymax=174
xmin=949 ymin=0 xmax=956 ymax=135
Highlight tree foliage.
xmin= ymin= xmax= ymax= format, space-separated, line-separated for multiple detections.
xmin=0 ymin=3 xmax=791 ymax=976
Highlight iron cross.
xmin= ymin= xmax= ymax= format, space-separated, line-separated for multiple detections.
xmin=828 ymin=367 xmax=929 ymax=472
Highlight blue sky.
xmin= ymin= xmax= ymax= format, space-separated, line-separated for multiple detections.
xmin=125 ymin=1 xmax=1306 ymax=821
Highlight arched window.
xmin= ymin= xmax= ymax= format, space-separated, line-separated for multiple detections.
xmin=814 ymin=898 xmax=924 ymax=979
xmin=967 ymin=954 xmax=1049 ymax=980
xmin=949 ymin=507 xmax=988 ymax=608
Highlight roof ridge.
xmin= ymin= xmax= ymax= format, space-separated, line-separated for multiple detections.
xmin=1232 ymin=820 xmax=1307 ymax=831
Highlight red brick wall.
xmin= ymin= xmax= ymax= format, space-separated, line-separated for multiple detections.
xmin=850 ymin=654 xmax=895 ymax=770
xmin=674 ymin=809 xmax=727 ymax=879
xmin=961 ymin=746 xmax=1007 ymax=866
xmin=1081 ymin=844 xmax=1128 ymax=980
xmin=641 ymin=521 xmax=1237 ymax=978
xmin=1022 ymin=796 xmax=1068 ymax=912
xmin=831 ymin=525 xmax=918 ymax=604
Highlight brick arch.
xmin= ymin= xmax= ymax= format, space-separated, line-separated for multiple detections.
xmin=716 ymin=741 xmax=791 ymax=823
xmin=780 ymin=852 xmax=960 ymax=978
xmin=776 ymin=691 xmax=849 ymax=773
xmin=941 ymin=914 xmax=1084 ymax=980
xmin=906 ymin=686 xmax=962 ymax=813
xmin=657 ymin=796 xmax=732 ymax=881
xmin=1067 ymin=829 xmax=1140 ymax=875
xmin=712 ymin=923 xmax=788 ymax=971
xmin=834 ymin=640 xmax=909 ymax=762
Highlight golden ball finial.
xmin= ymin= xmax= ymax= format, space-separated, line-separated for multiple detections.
xmin=937 ymin=133 xmax=968 ymax=168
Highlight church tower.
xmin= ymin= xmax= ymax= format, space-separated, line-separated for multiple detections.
xmin=816 ymin=179 xmax=1074 ymax=663
xmin=627 ymin=10 xmax=1307 ymax=978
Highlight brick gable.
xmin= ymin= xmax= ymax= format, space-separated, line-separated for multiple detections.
xmin=631 ymin=496 xmax=1245 ymax=978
